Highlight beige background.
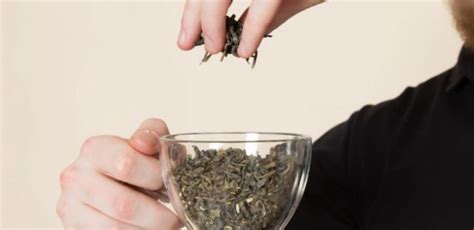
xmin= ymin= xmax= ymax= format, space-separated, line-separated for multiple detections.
xmin=1 ymin=1 xmax=463 ymax=228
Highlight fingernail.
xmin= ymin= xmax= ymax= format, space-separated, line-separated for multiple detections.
xmin=134 ymin=130 xmax=160 ymax=152
xmin=178 ymin=29 xmax=187 ymax=46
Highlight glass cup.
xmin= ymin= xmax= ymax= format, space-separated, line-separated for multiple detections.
xmin=160 ymin=132 xmax=312 ymax=230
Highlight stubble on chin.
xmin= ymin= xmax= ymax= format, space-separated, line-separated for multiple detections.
xmin=450 ymin=0 xmax=474 ymax=48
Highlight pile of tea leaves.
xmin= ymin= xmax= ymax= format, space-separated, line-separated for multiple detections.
xmin=172 ymin=144 xmax=295 ymax=229
xmin=194 ymin=14 xmax=271 ymax=69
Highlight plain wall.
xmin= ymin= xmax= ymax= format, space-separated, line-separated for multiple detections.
xmin=1 ymin=1 xmax=463 ymax=228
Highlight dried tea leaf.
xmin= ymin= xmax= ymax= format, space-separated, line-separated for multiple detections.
xmin=172 ymin=144 xmax=295 ymax=229
xmin=194 ymin=14 xmax=272 ymax=69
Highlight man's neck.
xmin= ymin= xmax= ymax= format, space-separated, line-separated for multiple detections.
xmin=465 ymin=42 xmax=474 ymax=51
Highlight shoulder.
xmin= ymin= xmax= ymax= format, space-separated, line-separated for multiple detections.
xmin=315 ymin=68 xmax=452 ymax=152
xmin=348 ymin=68 xmax=453 ymax=144
xmin=307 ymin=69 xmax=454 ymax=226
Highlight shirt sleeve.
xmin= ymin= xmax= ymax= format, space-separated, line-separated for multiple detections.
xmin=287 ymin=120 xmax=359 ymax=229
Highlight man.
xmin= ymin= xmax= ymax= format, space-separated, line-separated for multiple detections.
xmin=57 ymin=0 xmax=473 ymax=229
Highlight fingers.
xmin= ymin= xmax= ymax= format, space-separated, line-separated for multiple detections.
xmin=178 ymin=0 xmax=202 ymax=50
xmin=130 ymin=118 xmax=170 ymax=155
xmin=200 ymin=0 xmax=232 ymax=54
xmin=237 ymin=0 xmax=282 ymax=58
xmin=61 ymin=166 xmax=181 ymax=229
xmin=80 ymin=135 xmax=163 ymax=190
xmin=57 ymin=193 xmax=141 ymax=229
xmin=178 ymin=0 xmax=232 ymax=53
xmin=177 ymin=0 xmax=324 ymax=57
xmin=266 ymin=0 xmax=325 ymax=33
xmin=58 ymin=118 xmax=178 ymax=229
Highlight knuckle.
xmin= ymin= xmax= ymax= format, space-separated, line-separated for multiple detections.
xmin=80 ymin=135 xmax=125 ymax=165
xmin=59 ymin=165 xmax=78 ymax=188
xmin=56 ymin=196 xmax=68 ymax=218
xmin=145 ymin=118 xmax=167 ymax=129
xmin=116 ymin=151 xmax=136 ymax=181
xmin=80 ymin=136 xmax=100 ymax=156
xmin=113 ymin=194 xmax=137 ymax=221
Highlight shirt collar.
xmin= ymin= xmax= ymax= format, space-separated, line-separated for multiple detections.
xmin=447 ymin=45 xmax=474 ymax=92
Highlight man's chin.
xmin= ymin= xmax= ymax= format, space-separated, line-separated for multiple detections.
xmin=451 ymin=0 xmax=474 ymax=48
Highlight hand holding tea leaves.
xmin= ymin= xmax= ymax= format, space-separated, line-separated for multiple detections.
xmin=177 ymin=0 xmax=325 ymax=66
xmin=194 ymin=14 xmax=272 ymax=68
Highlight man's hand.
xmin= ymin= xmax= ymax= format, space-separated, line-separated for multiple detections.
xmin=57 ymin=118 xmax=181 ymax=229
xmin=177 ymin=0 xmax=324 ymax=58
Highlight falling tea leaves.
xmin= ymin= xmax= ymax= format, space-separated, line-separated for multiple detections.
xmin=194 ymin=14 xmax=272 ymax=69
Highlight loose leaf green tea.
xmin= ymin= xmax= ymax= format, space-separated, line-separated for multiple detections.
xmin=172 ymin=144 xmax=295 ymax=230
xmin=194 ymin=14 xmax=271 ymax=69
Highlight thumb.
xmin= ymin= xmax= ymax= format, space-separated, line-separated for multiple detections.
xmin=129 ymin=118 xmax=170 ymax=155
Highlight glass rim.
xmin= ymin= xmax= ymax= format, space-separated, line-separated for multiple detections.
xmin=160 ymin=131 xmax=312 ymax=143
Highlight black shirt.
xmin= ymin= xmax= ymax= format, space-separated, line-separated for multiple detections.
xmin=288 ymin=46 xmax=474 ymax=230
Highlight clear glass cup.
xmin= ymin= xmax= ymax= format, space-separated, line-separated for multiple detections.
xmin=160 ymin=132 xmax=312 ymax=230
